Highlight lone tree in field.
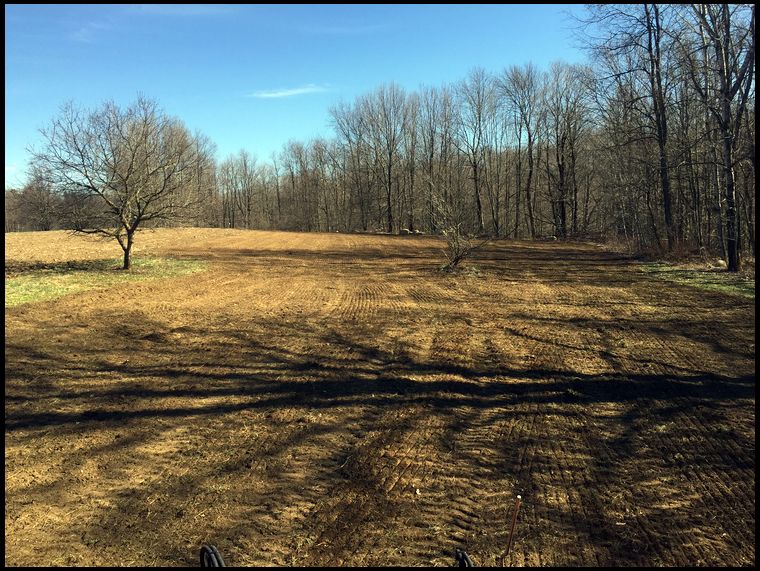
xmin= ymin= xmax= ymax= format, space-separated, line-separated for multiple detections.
xmin=31 ymin=96 xmax=212 ymax=269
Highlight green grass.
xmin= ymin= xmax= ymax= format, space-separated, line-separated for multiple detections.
xmin=639 ymin=262 xmax=755 ymax=299
xmin=5 ymin=257 xmax=208 ymax=308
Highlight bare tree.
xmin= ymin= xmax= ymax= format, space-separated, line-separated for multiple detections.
xmin=12 ymin=166 xmax=61 ymax=231
xmin=541 ymin=62 xmax=590 ymax=239
xmin=402 ymin=92 xmax=420 ymax=232
xmin=578 ymin=4 xmax=678 ymax=250
xmin=644 ymin=3 xmax=676 ymax=250
xmin=330 ymin=98 xmax=376 ymax=231
xmin=270 ymin=151 xmax=282 ymax=225
xmin=31 ymin=96 xmax=211 ymax=269
xmin=5 ymin=188 xmax=22 ymax=232
xmin=499 ymin=64 xmax=542 ymax=239
xmin=417 ymin=85 xmax=459 ymax=235
xmin=419 ymin=86 xmax=442 ymax=233
xmin=454 ymin=68 xmax=496 ymax=235
xmin=219 ymin=150 xmax=259 ymax=229
xmin=362 ymin=83 xmax=407 ymax=233
xmin=686 ymin=4 xmax=755 ymax=271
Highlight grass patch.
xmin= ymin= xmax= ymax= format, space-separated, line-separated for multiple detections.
xmin=5 ymin=257 xmax=207 ymax=308
xmin=639 ymin=262 xmax=754 ymax=299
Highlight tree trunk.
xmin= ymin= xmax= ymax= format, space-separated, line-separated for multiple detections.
xmin=122 ymin=232 xmax=134 ymax=270
xmin=556 ymin=136 xmax=568 ymax=239
xmin=645 ymin=3 xmax=675 ymax=251
xmin=514 ymin=135 xmax=522 ymax=239
xmin=473 ymin=162 xmax=484 ymax=234
xmin=721 ymin=134 xmax=740 ymax=271
xmin=386 ymin=157 xmax=394 ymax=233
xmin=525 ymin=135 xmax=536 ymax=239
xmin=570 ymin=137 xmax=579 ymax=237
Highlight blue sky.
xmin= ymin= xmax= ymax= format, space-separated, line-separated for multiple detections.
xmin=5 ymin=4 xmax=590 ymax=188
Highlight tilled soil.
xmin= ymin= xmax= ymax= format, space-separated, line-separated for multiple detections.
xmin=5 ymin=229 xmax=755 ymax=566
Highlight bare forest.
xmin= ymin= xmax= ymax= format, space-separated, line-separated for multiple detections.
xmin=6 ymin=5 xmax=755 ymax=271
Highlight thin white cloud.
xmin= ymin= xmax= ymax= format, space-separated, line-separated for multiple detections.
xmin=129 ymin=4 xmax=236 ymax=16
xmin=69 ymin=6 xmax=235 ymax=44
xmin=298 ymin=23 xmax=387 ymax=36
xmin=70 ymin=21 xmax=110 ymax=43
xmin=247 ymin=84 xmax=331 ymax=99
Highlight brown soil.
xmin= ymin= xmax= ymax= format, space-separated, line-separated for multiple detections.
xmin=5 ymin=229 xmax=755 ymax=566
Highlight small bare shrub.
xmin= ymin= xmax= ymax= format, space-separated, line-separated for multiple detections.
xmin=429 ymin=182 xmax=489 ymax=271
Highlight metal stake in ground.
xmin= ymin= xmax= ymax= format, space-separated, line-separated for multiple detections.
xmin=500 ymin=495 xmax=522 ymax=566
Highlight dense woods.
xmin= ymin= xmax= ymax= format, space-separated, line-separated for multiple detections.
xmin=6 ymin=4 xmax=754 ymax=270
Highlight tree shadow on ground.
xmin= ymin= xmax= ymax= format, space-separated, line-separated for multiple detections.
xmin=5 ymin=258 xmax=123 ymax=276
xmin=5 ymin=238 xmax=755 ymax=566
xmin=5 ymin=309 xmax=755 ymax=566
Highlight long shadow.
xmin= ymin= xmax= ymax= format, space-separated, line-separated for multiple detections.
xmin=5 ymin=312 xmax=755 ymax=433
xmin=167 ymin=239 xmax=637 ymax=273
xmin=5 ymin=243 xmax=756 ymax=566
xmin=5 ymin=363 xmax=755 ymax=432
xmin=5 ymin=258 xmax=122 ymax=276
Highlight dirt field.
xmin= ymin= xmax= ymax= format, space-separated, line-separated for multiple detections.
xmin=5 ymin=228 xmax=755 ymax=566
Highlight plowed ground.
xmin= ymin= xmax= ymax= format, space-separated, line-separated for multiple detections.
xmin=5 ymin=229 xmax=755 ymax=566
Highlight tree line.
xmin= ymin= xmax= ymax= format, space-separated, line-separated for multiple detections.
xmin=6 ymin=4 xmax=754 ymax=271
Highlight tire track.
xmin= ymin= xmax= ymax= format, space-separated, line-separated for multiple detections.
xmin=293 ymin=407 xmax=442 ymax=566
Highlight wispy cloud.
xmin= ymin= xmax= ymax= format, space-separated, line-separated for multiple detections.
xmin=296 ymin=23 xmax=387 ymax=36
xmin=69 ymin=5 xmax=235 ymax=44
xmin=70 ymin=20 xmax=110 ymax=43
xmin=247 ymin=84 xmax=331 ymax=99
xmin=128 ymin=4 xmax=237 ymax=16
